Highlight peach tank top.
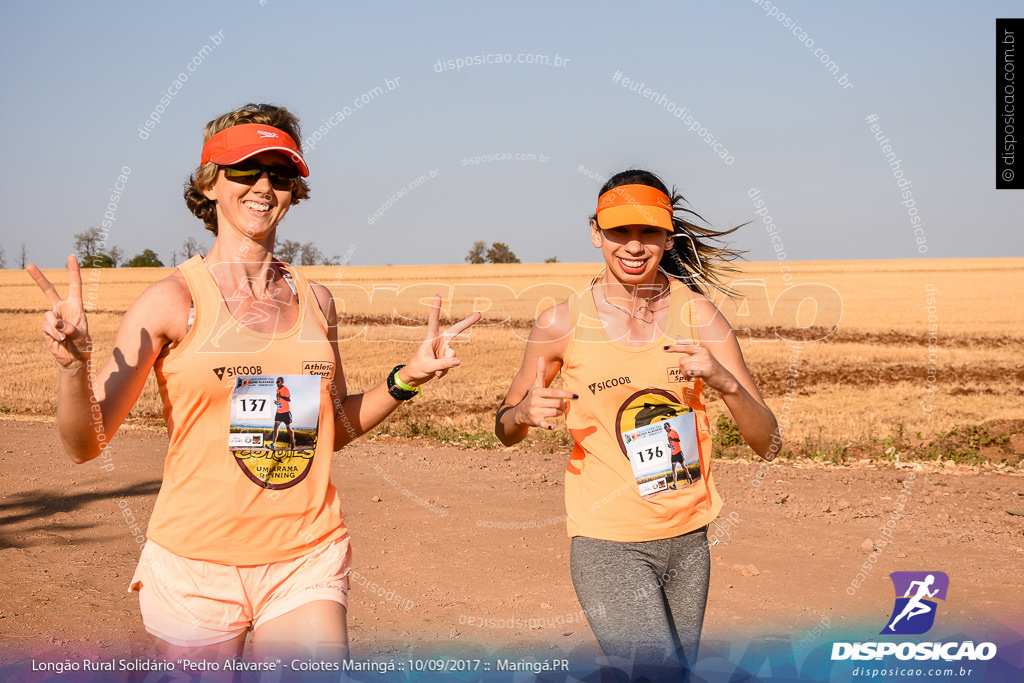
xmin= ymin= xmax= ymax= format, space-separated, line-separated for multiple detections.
xmin=145 ymin=255 xmax=346 ymax=564
xmin=561 ymin=277 xmax=723 ymax=542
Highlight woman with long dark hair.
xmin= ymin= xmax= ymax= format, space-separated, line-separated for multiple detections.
xmin=495 ymin=169 xmax=778 ymax=677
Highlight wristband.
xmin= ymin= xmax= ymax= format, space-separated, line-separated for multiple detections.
xmin=386 ymin=364 xmax=420 ymax=401
xmin=393 ymin=372 xmax=420 ymax=393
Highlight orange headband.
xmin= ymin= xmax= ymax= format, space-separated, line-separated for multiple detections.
xmin=595 ymin=184 xmax=674 ymax=231
xmin=200 ymin=123 xmax=309 ymax=177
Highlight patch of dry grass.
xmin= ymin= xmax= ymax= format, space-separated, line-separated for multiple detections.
xmin=4 ymin=258 xmax=1021 ymax=461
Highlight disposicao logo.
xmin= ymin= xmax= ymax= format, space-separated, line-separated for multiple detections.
xmin=831 ymin=571 xmax=997 ymax=662
xmin=883 ymin=571 xmax=948 ymax=635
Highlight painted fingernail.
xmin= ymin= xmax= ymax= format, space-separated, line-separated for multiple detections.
xmin=547 ymin=425 xmax=553 ymax=430
xmin=571 ymin=394 xmax=579 ymax=399
xmin=56 ymin=321 xmax=65 ymax=331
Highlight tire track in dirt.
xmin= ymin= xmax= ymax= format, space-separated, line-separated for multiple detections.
xmin=753 ymin=364 xmax=1024 ymax=395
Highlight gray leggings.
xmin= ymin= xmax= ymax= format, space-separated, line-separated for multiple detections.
xmin=570 ymin=526 xmax=710 ymax=672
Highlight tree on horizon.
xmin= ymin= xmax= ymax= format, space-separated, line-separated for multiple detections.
xmin=486 ymin=242 xmax=520 ymax=264
xmin=125 ymin=249 xmax=164 ymax=268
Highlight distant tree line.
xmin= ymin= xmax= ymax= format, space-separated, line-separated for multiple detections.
xmin=275 ymin=240 xmax=341 ymax=266
xmin=3 ymin=233 xmax=554 ymax=269
xmin=54 ymin=229 xmax=342 ymax=269
xmin=465 ymin=241 xmax=521 ymax=264
xmin=464 ymin=241 xmax=558 ymax=264
xmin=73 ymin=227 xmax=167 ymax=268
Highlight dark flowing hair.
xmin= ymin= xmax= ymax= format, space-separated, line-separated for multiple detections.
xmin=183 ymin=103 xmax=311 ymax=236
xmin=591 ymin=169 xmax=745 ymax=298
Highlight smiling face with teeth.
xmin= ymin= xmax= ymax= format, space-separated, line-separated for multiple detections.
xmin=591 ymin=221 xmax=675 ymax=287
xmin=202 ymin=151 xmax=296 ymax=244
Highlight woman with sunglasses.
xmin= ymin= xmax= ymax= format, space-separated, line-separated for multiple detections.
xmin=495 ymin=169 xmax=779 ymax=679
xmin=28 ymin=103 xmax=478 ymax=662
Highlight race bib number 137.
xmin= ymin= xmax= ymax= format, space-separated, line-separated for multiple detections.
xmin=234 ymin=394 xmax=275 ymax=423
xmin=228 ymin=374 xmax=323 ymax=489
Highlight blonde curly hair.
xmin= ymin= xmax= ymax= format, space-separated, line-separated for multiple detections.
xmin=184 ymin=103 xmax=311 ymax=235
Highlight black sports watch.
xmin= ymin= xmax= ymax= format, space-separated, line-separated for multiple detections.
xmin=386 ymin=364 xmax=418 ymax=401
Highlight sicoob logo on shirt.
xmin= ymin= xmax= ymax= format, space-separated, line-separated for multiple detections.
xmin=213 ymin=364 xmax=263 ymax=380
xmin=588 ymin=375 xmax=630 ymax=394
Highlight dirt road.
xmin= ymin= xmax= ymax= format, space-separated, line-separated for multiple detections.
xmin=1 ymin=418 xmax=1021 ymax=677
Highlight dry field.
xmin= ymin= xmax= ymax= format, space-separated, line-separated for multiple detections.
xmin=2 ymin=258 xmax=1022 ymax=465
xmin=2 ymin=257 xmax=1023 ymax=673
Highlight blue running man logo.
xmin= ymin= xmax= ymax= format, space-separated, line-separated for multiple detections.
xmin=882 ymin=571 xmax=949 ymax=635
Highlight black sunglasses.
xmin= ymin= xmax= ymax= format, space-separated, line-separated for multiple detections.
xmin=221 ymin=161 xmax=299 ymax=191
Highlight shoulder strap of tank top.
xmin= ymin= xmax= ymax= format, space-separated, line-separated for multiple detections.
xmin=668 ymin=277 xmax=700 ymax=344
xmin=278 ymin=260 xmax=330 ymax=325
xmin=178 ymin=255 xmax=209 ymax=333
xmin=563 ymin=288 xmax=581 ymax=361
xmin=576 ymin=274 xmax=599 ymax=319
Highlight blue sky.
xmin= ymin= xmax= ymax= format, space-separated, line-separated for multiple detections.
xmin=1 ymin=1 xmax=1021 ymax=268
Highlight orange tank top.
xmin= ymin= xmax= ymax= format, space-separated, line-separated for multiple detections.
xmin=146 ymin=255 xmax=346 ymax=564
xmin=561 ymin=277 xmax=723 ymax=542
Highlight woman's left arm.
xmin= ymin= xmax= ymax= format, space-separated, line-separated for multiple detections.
xmin=665 ymin=294 xmax=780 ymax=460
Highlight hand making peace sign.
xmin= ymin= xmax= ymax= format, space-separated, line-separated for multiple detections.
xmin=26 ymin=255 xmax=92 ymax=369
xmin=399 ymin=295 xmax=481 ymax=385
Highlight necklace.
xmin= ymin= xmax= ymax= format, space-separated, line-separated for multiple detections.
xmin=598 ymin=273 xmax=670 ymax=324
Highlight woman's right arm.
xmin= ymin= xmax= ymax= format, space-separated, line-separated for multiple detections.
xmin=28 ymin=256 xmax=187 ymax=463
xmin=494 ymin=302 xmax=576 ymax=446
